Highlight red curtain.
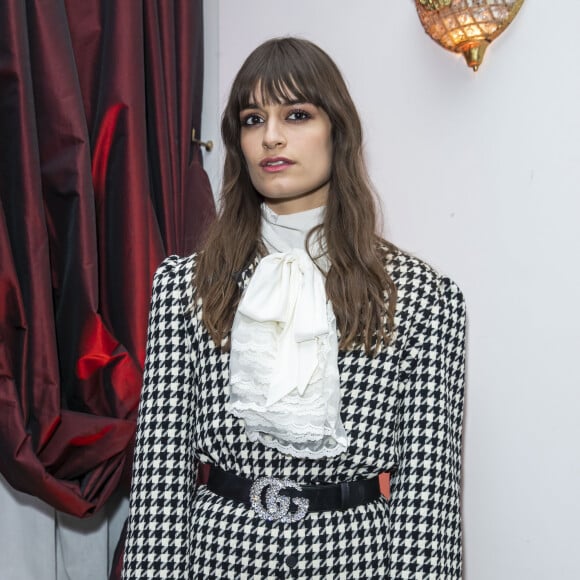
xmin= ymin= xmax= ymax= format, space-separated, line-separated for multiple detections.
xmin=0 ymin=0 xmax=214 ymax=517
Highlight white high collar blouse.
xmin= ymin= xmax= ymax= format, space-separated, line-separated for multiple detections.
xmin=228 ymin=204 xmax=348 ymax=459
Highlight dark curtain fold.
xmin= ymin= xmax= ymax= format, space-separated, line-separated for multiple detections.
xmin=0 ymin=0 xmax=214 ymax=517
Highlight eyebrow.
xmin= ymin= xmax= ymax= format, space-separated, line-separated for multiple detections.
xmin=240 ymin=99 xmax=309 ymax=110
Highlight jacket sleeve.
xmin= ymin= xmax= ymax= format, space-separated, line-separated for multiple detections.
xmin=388 ymin=275 xmax=466 ymax=579
xmin=122 ymin=256 xmax=197 ymax=579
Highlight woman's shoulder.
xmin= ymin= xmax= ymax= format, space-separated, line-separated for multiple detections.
xmin=377 ymin=244 xmax=465 ymax=348
xmin=150 ymin=254 xmax=199 ymax=298
xmin=378 ymin=241 xmax=464 ymax=303
xmin=153 ymin=253 xmax=198 ymax=278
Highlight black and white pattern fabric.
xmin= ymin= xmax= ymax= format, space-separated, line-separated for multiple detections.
xmin=122 ymin=248 xmax=467 ymax=579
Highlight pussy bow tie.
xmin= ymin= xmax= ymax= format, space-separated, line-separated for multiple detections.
xmin=237 ymin=249 xmax=328 ymax=406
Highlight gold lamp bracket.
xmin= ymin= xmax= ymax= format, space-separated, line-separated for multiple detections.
xmin=418 ymin=0 xmax=452 ymax=9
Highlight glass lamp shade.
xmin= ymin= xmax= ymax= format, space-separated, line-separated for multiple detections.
xmin=415 ymin=0 xmax=525 ymax=71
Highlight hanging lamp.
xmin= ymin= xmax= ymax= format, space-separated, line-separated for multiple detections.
xmin=415 ymin=0 xmax=525 ymax=71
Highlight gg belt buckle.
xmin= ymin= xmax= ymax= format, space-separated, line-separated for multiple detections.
xmin=250 ymin=477 xmax=309 ymax=522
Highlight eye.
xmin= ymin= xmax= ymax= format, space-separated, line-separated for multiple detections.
xmin=241 ymin=113 xmax=264 ymax=126
xmin=287 ymin=109 xmax=312 ymax=122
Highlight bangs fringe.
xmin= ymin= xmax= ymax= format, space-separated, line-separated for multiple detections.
xmin=236 ymin=44 xmax=323 ymax=109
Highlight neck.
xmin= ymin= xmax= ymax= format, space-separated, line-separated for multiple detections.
xmin=262 ymin=185 xmax=329 ymax=215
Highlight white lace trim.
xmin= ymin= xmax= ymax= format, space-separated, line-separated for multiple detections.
xmin=228 ymin=247 xmax=348 ymax=459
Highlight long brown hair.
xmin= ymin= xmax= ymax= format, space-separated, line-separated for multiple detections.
xmin=196 ymin=37 xmax=397 ymax=354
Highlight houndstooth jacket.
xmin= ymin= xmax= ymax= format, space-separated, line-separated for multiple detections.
xmin=122 ymin=248 xmax=466 ymax=579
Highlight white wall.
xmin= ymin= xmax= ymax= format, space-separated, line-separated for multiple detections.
xmin=205 ymin=1 xmax=580 ymax=578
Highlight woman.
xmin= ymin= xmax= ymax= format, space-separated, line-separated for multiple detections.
xmin=123 ymin=37 xmax=466 ymax=579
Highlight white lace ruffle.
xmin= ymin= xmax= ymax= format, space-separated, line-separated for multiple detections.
xmin=228 ymin=249 xmax=348 ymax=459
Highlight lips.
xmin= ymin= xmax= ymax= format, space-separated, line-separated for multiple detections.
xmin=259 ymin=157 xmax=295 ymax=172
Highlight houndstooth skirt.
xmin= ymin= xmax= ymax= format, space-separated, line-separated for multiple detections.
xmin=122 ymin=248 xmax=466 ymax=579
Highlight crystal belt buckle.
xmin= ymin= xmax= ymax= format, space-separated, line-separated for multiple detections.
xmin=250 ymin=476 xmax=309 ymax=522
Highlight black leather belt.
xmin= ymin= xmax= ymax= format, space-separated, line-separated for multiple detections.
xmin=206 ymin=465 xmax=381 ymax=522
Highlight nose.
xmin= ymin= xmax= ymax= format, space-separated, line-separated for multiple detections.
xmin=262 ymin=118 xmax=285 ymax=150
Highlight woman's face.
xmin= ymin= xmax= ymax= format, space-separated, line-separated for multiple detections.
xmin=239 ymin=92 xmax=333 ymax=215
